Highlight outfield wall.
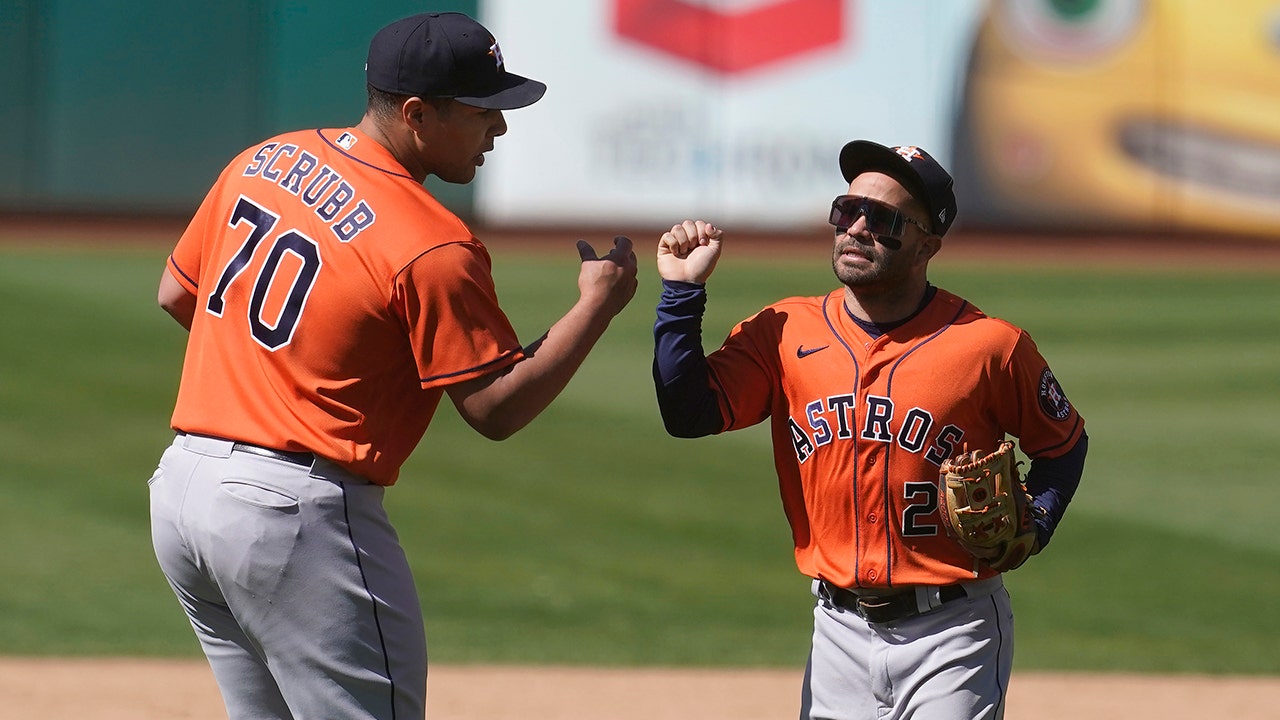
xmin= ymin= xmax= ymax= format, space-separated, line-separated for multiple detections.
xmin=0 ymin=0 xmax=477 ymax=216
xmin=3 ymin=1 xmax=1278 ymax=239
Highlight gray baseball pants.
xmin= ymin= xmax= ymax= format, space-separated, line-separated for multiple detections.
xmin=149 ymin=433 xmax=427 ymax=719
xmin=799 ymin=575 xmax=1013 ymax=720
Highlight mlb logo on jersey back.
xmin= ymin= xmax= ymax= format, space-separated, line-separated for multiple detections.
xmin=241 ymin=138 xmax=378 ymax=244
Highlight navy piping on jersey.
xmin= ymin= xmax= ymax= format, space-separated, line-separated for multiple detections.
xmin=876 ymin=300 xmax=968 ymax=586
xmin=820 ymin=292 xmax=865 ymax=586
xmin=420 ymin=350 xmax=521 ymax=384
xmin=316 ymin=129 xmax=415 ymax=180
xmin=168 ymin=255 xmax=198 ymax=288
xmin=845 ymin=285 xmax=940 ymax=339
xmin=1021 ymin=415 xmax=1083 ymax=457
xmin=388 ymin=240 xmax=523 ymax=386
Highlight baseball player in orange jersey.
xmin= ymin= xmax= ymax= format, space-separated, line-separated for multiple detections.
xmin=653 ymin=141 xmax=1087 ymax=719
xmin=149 ymin=12 xmax=637 ymax=719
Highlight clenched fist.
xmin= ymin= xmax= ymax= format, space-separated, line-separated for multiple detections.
xmin=656 ymin=220 xmax=722 ymax=284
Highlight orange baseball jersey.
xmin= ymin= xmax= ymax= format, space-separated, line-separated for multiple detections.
xmin=704 ymin=287 xmax=1084 ymax=588
xmin=166 ymin=127 xmax=524 ymax=486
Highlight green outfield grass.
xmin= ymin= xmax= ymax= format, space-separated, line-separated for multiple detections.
xmin=1 ymin=240 xmax=1277 ymax=674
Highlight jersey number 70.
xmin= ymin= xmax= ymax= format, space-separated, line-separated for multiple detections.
xmin=205 ymin=196 xmax=322 ymax=351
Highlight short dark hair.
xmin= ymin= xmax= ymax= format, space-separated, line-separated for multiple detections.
xmin=366 ymin=84 xmax=412 ymax=121
xmin=365 ymin=85 xmax=457 ymax=122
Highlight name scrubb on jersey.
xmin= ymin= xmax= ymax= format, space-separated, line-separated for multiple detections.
xmin=789 ymin=393 xmax=966 ymax=466
xmin=242 ymin=142 xmax=377 ymax=243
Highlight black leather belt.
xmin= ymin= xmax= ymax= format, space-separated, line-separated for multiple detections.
xmin=231 ymin=442 xmax=315 ymax=467
xmin=819 ymin=580 xmax=968 ymax=625
xmin=178 ymin=432 xmax=314 ymax=467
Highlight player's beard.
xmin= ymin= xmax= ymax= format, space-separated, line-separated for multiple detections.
xmin=831 ymin=237 xmax=912 ymax=290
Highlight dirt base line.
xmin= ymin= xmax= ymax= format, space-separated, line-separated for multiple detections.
xmin=2 ymin=658 xmax=1278 ymax=720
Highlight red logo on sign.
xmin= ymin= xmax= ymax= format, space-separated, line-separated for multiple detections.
xmin=613 ymin=0 xmax=846 ymax=74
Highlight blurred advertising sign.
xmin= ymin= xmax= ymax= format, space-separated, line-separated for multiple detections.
xmin=477 ymin=0 xmax=980 ymax=230
xmin=611 ymin=0 xmax=844 ymax=74
xmin=479 ymin=0 xmax=1280 ymax=239
xmin=952 ymin=0 xmax=1280 ymax=238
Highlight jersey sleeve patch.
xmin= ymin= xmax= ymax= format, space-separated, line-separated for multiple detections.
xmin=1037 ymin=367 xmax=1072 ymax=421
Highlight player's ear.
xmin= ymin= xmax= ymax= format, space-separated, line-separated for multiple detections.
xmin=916 ymin=232 xmax=941 ymax=263
xmin=401 ymin=97 xmax=427 ymax=130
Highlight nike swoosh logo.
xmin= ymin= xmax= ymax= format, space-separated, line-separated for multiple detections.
xmin=796 ymin=344 xmax=829 ymax=358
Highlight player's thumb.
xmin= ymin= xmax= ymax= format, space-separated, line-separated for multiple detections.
xmin=611 ymin=235 xmax=634 ymax=255
xmin=576 ymin=239 xmax=598 ymax=262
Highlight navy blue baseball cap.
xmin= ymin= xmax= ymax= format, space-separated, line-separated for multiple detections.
xmin=366 ymin=12 xmax=546 ymax=110
xmin=839 ymin=141 xmax=958 ymax=236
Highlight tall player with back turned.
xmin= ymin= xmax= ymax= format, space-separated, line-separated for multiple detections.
xmin=149 ymin=12 xmax=637 ymax=720
xmin=652 ymin=141 xmax=1087 ymax=719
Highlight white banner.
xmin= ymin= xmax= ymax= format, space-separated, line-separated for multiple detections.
xmin=477 ymin=0 xmax=983 ymax=230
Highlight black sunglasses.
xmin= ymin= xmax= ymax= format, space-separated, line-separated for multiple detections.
xmin=829 ymin=196 xmax=931 ymax=243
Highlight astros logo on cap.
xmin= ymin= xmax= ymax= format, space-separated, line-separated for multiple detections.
xmin=894 ymin=146 xmax=924 ymax=162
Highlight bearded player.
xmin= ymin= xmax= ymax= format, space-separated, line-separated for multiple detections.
xmin=652 ymin=141 xmax=1087 ymax=719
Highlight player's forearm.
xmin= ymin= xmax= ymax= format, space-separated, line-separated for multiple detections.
xmin=653 ymin=280 xmax=723 ymax=437
xmin=158 ymin=266 xmax=197 ymax=331
xmin=451 ymin=298 xmax=617 ymax=440
xmin=1025 ymin=431 xmax=1088 ymax=550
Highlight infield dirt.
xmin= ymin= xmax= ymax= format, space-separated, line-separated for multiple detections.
xmin=4 ymin=658 xmax=1280 ymax=719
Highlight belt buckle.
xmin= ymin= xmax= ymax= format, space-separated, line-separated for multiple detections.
xmin=819 ymin=581 xmax=917 ymax=624
xmin=854 ymin=593 xmax=915 ymax=624
xmin=820 ymin=581 xmax=964 ymax=625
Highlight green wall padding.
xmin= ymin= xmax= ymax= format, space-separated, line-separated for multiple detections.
xmin=1 ymin=0 xmax=479 ymax=217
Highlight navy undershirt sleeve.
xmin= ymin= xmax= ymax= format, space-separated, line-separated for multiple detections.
xmin=653 ymin=280 xmax=725 ymax=438
xmin=1025 ymin=431 xmax=1088 ymax=550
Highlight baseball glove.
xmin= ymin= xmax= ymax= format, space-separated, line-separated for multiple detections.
xmin=938 ymin=441 xmax=1040 ymax=572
